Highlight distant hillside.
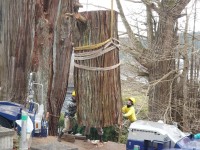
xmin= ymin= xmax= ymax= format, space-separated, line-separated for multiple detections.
xmin=119 ymin=37 xmax=148 ymax=99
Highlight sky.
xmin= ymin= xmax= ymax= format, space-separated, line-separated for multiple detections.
xmin=78 ymin=0 xmax=140 ymax=34
xmin=78 ymin=0 xmax=200 ymax=35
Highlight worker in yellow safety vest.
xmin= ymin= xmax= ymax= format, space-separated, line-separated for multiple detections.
xmin=122 ymin=97 xmax=137 ymax=123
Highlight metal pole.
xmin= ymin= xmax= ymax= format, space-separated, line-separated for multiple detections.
xmin=20 ymin=110 xmax=28 ymax=150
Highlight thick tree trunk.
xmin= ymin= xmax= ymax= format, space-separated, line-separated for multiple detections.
xmin=26 ymin=0 xmax=75 ymax=135
xmin=32 ymin=0 xmax=51 ymax=110
xmin=46 ymin=0 xmax=74 ymax=135
xmin=148 ymin=15 xmax=176 ymax=122
xmin=0 ymin=0 xmax=75 ymax=136
xmin=0 ymin=0 xmax=35 ymax=103
xmin=73 ymin=10 xmax=122 ymax=127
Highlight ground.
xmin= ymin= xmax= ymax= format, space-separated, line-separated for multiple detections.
xmin=30 ymin=136 xmax=126 ymax=150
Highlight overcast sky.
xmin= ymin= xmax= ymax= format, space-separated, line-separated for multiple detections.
xmin=79 ymin=0 xmax=118 ymax=11
xmin=79 ymin=0 xmax=125 ymax=33
xmin=79 ymin=0 xmax=145 ymax=34
xmin=78 ymin=0 xmax=200 ymax=34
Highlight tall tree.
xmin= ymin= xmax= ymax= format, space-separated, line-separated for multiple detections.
xmin=116 ymin=0 xmax=191 ymax=124
xmin=31 ymin=0 xmax=76 ymax=135
xmin=0 ymin=0 xmax=35 ymax=102
xmin=0 ymin=0 xmax=78 ymax=135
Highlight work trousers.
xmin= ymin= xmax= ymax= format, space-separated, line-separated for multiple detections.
xmin=62 ymin=116 xmax=75 ymax=133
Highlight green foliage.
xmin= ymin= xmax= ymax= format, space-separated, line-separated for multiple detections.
xmin=102 ymin=126 xmax=118 ymax=142
xmin=58 ymin=113 xmax=64 ymax=129
xmin=57 ymin=115 xmax=133 ymax=144
xmin=81 ymin=126 xmax=118 ymax=142
xmin=58 ymin=113 xmax=79 ymax=134
xmin=119 ymin=134 xmax=128 ymax=144
xmin=75 ymin=125 xmax=85 ymax=134
xmin=57 ymin=118 xmax=121 ymax=142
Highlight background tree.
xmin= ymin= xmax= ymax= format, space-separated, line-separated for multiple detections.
xmin=116 ymin=0 xmax=197 ymax=130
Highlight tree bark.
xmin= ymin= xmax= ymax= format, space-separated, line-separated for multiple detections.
xmin=116 ymin=0 xmax=191 ymax=123
xmin=73 ymin=10 xmax=122 ymax=127
xmin=0 ymin=0 xmax=35 ymax=103
xmin=45 ymin=0 xmax=74 ymax=135
xmin=148 ymin=13 xmax=177 ymax=122
xmin=0 ymin=0 xmax=75 ymax=136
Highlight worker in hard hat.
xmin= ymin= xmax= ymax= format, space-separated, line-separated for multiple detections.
xmin=122 ymin=97 xmax=137 ymax=123
xmin=58 ymin=90 xmax=77 ymax=142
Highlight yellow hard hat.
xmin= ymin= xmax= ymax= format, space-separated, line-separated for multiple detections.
xmin=128 ymin=97 xmax=136 ymax=104
xmin=72 ymin=91 xmax=76 ymax=96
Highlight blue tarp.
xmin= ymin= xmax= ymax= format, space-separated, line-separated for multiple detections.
xmin=0 ymin=101 xmax=22 ymax=121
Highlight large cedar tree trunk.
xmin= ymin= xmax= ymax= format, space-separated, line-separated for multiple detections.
xmin=43 ymin=0 xmax=75 ymax=135
xmin=73 ymin=10 xmax=122 ymax=127
xmin=0 ymin=0 xmax=76 ymax=136
xmin=0 ymin=0 xmax=35 ymax=103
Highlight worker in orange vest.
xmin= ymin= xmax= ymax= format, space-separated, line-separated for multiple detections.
xmin=122 ymin=97 xmax=137 ymax=123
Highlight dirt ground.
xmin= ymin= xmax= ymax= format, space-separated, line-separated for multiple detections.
xmin=31 ymin=136 xmax=126 ymax=150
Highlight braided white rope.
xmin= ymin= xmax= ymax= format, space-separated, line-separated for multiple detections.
xmin=74 ymin=62 xmax=120 ymax=71
xmin=74 ymin=45 xmax=116 ymax=60
xmin=74 ymin=38 xmax=120 ymax=71
xmin=74 ymin=39 xmax=120 ymax=60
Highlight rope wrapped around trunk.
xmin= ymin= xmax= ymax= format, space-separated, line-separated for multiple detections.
xmin=74 ymin=39 xmax=120 ymax=71
xmin=73 ymin=10 xmax=122 ymax=128
xmin=74 ymin=38 xmax=122 ymax=127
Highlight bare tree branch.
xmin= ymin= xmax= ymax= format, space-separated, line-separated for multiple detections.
xmin=141 ymin=0 xmax=160 ymax=14
xmin=116 ymin=0 xmax=148 ymax=66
